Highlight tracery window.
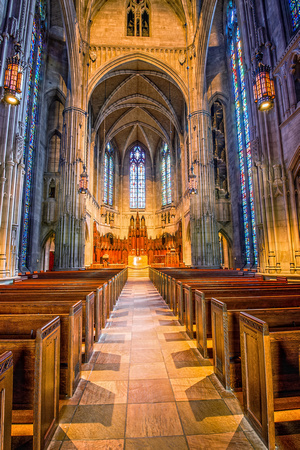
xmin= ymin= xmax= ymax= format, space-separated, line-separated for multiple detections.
xmin=227 ymin=0 xmax=258 ymax=266
xmin=161 ymin=143 xmax=172 ymax=206
xmin=127 ymin=0 xmax=150 ymax=37
xmin=130 ymin=146 xmax=146 ymax=209
xmin=289 ymin=0 xmax=300 ymax=31
xmin=103 ymin=143 xmax=114 ymax=206
xmin=21 ymin=0 xmax=46 ymax=268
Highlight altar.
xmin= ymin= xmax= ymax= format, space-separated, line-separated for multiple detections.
xmin=128 ymin=255 xmax=148 ymax=268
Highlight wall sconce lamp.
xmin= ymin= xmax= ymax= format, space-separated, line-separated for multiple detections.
xmin=253 ymin=51 xmax=275 ymax=111
xmin=2 ymin=43 xmax=24 ymax=105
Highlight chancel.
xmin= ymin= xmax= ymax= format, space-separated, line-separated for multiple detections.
xmin=0 ymin=0 xmax=299 ymax=449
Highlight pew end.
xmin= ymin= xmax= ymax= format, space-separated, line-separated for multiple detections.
xmin=0 ymin=351 xmax=13 ymax=450
xmin=240 ymin=312 xmax=300 ymax=450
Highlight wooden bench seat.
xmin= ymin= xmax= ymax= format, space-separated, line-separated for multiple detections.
xmin=0 ymin=350 xmax=13 ymax=449
xmin=210 ymin=299 xmax=300 ymax=390
xmin=0 ymin=301 xmax=82 ymax=397
xmin=0 ymin=315 xmax=60 ymax=450
xmin=0 ymin=282 xmax=104 ymax=342
xmin=195 ymin=288 xmax=300 ymax=357
xmin=240 ymin=312 xmax=300 ymax=450
xmin=182 ymin=281 xmax=290 ymax=337
xmin=0 ymin=291 xmax=94 ymax=363
xmin=8 ymin=267 xmax=128 ymax=339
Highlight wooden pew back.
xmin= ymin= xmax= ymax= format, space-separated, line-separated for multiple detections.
xmin=0 ymin=351 xmax=13 ymax=450
xmin=0 ymin=315 xmax=60 ymax=450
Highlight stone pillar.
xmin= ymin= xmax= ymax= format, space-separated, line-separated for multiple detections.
xmin=55 ymin=106 xmax=87 ymax=270
xmin=189 ymin=110 xmax=219 ymax=267
xmin=0 ymin=156 xmax=14 ymax=276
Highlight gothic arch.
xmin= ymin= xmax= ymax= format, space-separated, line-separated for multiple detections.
xmin=41 ymin=230 xmax=56 ymax=271
xmin=87 ymin=54 xmax=189 ymax=103
xmin=218 ymin=229 xmax=233 ymax=268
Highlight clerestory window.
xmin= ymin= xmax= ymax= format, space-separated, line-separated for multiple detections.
xmin=127 ymin=0 xmax=150 ymax=37
xmin=289 ymin=0 xmax=300 ymax=31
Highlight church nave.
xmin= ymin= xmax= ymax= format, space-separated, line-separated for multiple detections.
xmin=47 ymin=277 xmax=266 ymax=450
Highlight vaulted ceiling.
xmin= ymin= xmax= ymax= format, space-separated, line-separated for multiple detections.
xmin=90 ymin=60 xmax=186 ymax=161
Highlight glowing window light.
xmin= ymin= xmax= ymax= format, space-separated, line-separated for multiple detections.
xmin=161 ymin=143 xmax=172 ymax=206
xmin=252 ymin=52 xmax=275 ymax=111
xmin=3 ymin=44 xmax=24 ymax=105
xmin=21 ymin=3 xmax=45 ymax=268
xmin=227 ymin=0 xmax=258 ymax=266
xmin=103 ymin=143 xmax=114 ymax=206
xmin=289 ymin=0 xmax=300 ymax=31
xmin=130 ymin=146 xmax=145 ymax=209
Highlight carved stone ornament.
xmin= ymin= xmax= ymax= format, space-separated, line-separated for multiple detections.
xmin=7 ymin=17 xmax=18 ymax=38
xmin=15 ymin=133 xmax=24 ymax=163
xmin=178 ymin=53 xmax=186 ymax=65
xmin=89 ymin=49 xmax=97 ymax=63
xmin=251 ymin=137 xmax=260 ymax=162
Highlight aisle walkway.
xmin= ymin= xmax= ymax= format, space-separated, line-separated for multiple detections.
xmin=50 ymin=278 xmax=266 ymax=449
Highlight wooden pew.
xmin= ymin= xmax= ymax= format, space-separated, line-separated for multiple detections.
xmin=195 ymin=287 xmax=300 ymax=358
xmin=210 ymin=299 xmax=300 ymax=390
xmin=0 ymin=351 xmax=13 ymax=450
xmin=8 ymin=267 xmax=129 ymax=341
xmin=239 ymin=312 xmax=300 ymax=450
xmin=2 ymin=281 xmax=103 ymax=342
xmin=171 ymin=278 xmax=288 ymax=331
xmin=0 ymin=291 xmax=94 ymax=363
xmin=0 ymin=315 xmax=60 ymax=450
xmin=0 ymin=301 xmax=82 ymax=398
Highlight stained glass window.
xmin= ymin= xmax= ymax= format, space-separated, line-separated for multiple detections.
xmin=289 ymin=0 xmax=300 ymax=31
xmin=161 ymin=143 xmax=172 ymax=206
xmin=103 ymin=143 xmax=114 ymax=206
xmin=227 ymin=0 xmax=258 ymax=266
xmin=21 ymin=0 xmax=46 ymax=268
xmin=130 ymin=146 xmax=145 ymax=209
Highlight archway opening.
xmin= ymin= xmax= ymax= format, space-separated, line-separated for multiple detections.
xmin=218 ymin=231 xmax=232 ymax=269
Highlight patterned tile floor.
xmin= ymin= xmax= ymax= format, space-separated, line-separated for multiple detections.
xmin=47 ymin=277 xmax=269 ymax=450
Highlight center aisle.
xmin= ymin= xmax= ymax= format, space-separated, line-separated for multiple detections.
xmin=50 ymin=277 xmax=265 ymax=449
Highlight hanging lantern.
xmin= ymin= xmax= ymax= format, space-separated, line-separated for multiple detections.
xmin=2 ymin=44 xmax=24 ymax=106
xmin=78 ymin=165 xmax=88 ymax=194
xmin=253 ymin=52 xmax=275 ymax=111
xmin=188 ymin=165 xmax=198 ymax=195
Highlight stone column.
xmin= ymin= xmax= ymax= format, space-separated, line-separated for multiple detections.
xmin=55 ymin=106 xmax=87 ymax=270
xmin=189 ymin=110 xmax=219 ymax=268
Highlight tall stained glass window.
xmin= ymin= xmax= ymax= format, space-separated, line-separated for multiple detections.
xmin=130 ymin=146 xmax=145 ymax=209
xmin=227 ymin=0 xmax=258 ymax=266
xmin=103 ymin=143 xmax=114 ymax=206
xmin=161 ymin=143 xmax=172 ymax=206
xmin=21 ymin=0 xmax=46 ymax=268
xmin=289 ymin=0 xmax=300 ymax=31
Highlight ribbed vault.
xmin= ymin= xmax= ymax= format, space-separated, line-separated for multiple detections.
xmin=90 ymin=60 xmax=186 ymax=160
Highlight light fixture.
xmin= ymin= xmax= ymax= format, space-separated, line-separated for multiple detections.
xmin=2 ymin=43 xmax=24 ymax=105
xmin=78 ymin=164 xmax=88 ymax=194
xmin=188 ymin=165 xmax=198 ymax=195
xmin=253 ymin=51 xmax=275 ymax=111
xmin=250 ymin=1 xmax=275 ymax=111
xmin=170 ymin=205 xmax=176 ymax=218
